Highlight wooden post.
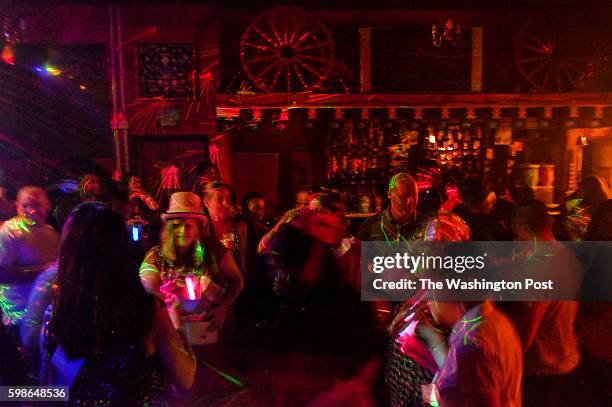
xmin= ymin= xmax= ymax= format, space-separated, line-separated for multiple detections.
xmin=360 ymin=28 xmax=372 ymax=93
xmin=471 ymin=27 xmax=483 ymax=93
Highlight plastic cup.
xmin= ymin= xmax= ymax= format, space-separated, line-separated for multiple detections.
xmin=185 ymin=321 xmax=218 ymax=345
xmin=180 ymin=298 xmax=201 ymax=314
xmin=221 ymin=232 xmax=235 ymax=248
xmin=202 ymin=278 xmax=226 ymax=303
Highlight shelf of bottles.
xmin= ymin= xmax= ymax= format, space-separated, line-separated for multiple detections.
xmin=327 ymin=119 xmax=493 ymax=213
xmin=423 ymin=123 xmax=487 ymax=171
xmin=327 ymin=119 xmax=387 ymax=213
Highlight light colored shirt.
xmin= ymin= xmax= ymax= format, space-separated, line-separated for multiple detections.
xmin=505 ymin=240 xmax=582 ymax=376
xmin=21 ymin=264 xmax=58 ymax=352
xmin=438 ymin=301 xmax=523 ymax=407
xmin=0 ymin=217 xmax=59 ymax=325
xmin=0 ymin=218 xmax=59 ymax=272
xmin=511 ymin=301 xmax=580 ymax=376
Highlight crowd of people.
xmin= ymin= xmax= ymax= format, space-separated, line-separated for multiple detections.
xmin=0 ymin=162 xmax=611 ymax=406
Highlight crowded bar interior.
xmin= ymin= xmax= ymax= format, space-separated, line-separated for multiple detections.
xmin=0 ymin=0 xmax=611 ymax=405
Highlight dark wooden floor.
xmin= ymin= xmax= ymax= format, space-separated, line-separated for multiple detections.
xmin=163 ymin=315 xmax=612 ymax=407
xmin=171 ymin=320 xmax=372 ymax=407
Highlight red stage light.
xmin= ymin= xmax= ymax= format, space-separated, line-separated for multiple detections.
xmin=1 ymin=44 xmax=15 ymax=65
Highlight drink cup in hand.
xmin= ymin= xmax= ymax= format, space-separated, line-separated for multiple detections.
xmin=200 ymin=276 xmax=226 ymax=304
xmin=200 ymin=275 xmax=212 ymax=293
xmin=177 ymin=275 xmax=199 ymax=313
xmin=221 ymin=232 xmax=235 ymax=250
xmin=185 ymin=321 xmax=218 ymax=345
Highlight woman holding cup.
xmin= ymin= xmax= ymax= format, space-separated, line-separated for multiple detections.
xmin=140 ymin=192 xmax=244 ymax=343
xmin=202 ymin=181 xmax=247 ymax=274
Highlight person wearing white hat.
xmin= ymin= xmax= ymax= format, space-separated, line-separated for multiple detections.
xmin=140 ymin=192 xmax=243 ymax=339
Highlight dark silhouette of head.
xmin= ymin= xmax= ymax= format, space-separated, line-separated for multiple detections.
xmin=585 ymin=199 xmax=612 ymax=241
xmin=458 ymin=176 xmax=497 ymax=215
xmin=50 ymin=202 xmax=154 ymax=359
xmin=578 ymin=176 xmax=611 ymax=210
xmin=458 ymin=176 xmax=489 ymax=207
xmin=241 ymin=192 xmax=265 ymax=221
xmin=79 ymin=173 xmax=102 ymax=202
xmin=512 ymin=199 xmax=553 ymax=240
xmin=309 ymin=190 xmax=345 ymax=217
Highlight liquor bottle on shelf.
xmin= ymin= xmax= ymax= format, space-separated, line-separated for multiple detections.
xmin=356 ymin=119 xmax=370 ymax=149
xmin=367 ymin=121 xmax=380 ymax=155
xmin=377 ymin=126 xmax=386 ymax=148
xmin=474 ymin=126 xmax=482 ymax=162
xmin=473 ymin=125 xmax=482 ymax=153
xmin=350 ymin=156 xmax=361 ymax=188
xmin=330 ymin=156 xmax=339 ymax=179
xmin=423 ymin=126 xmax=436 ymax=160
xmin=367 ymin=156 xmax=378 ymax=182
xmin=462 ymin=127 xmax=471 ymax=155
xmin=342 ymin=119 xmax=354 ymax=148
xmin=366 ymin=120 xmax=376 ymax=143
xmin=360 ymin=156 xmax=368 ymax=176
xmin=326 ymin=117 xmax=394 ymax=212
xmin=358 ymin=192 xmax=372 ymax=213
xmin=389 ymin=121 xmax=403 ymax=146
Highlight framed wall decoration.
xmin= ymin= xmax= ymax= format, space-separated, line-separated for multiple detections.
xmin=371 ymin=28 xmax=471 ymax=92
xmin=138 ymin=43 xmax=194 ymax=98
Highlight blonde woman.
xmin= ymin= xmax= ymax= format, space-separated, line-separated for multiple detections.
xmin=140 ymin=192 xmax=243 ymax=335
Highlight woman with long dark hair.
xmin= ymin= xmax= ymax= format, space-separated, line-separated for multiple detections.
xmin=43 ymin=202 xmax=196 ymax=404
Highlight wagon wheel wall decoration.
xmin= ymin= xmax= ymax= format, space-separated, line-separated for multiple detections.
xmin=240 ymin=6 xmax=335 ymax=93
xmin=514 ymin=14 xmax=606 ymax=92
